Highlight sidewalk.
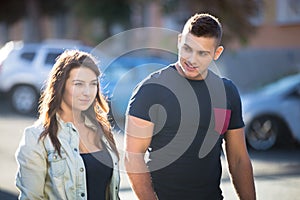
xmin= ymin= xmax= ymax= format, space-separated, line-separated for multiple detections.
xmin=119 ymin=166 xmax=300 ymax=200
xmin=1 ymin=116 xmax=299 ymax=200
xmin=2 ymin=173 xmax=300 ymax=200
xmin=118 ymin=149 xmax=300 ymax=200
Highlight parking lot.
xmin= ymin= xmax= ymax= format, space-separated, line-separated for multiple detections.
xmin=1 ymin=98 xmax=300 ymax=200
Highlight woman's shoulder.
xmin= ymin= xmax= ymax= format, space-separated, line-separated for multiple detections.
xmin=16 ymin=121 xmax=47 ymax=158
xmin=23 ymin=121 xmax=45 ymax=140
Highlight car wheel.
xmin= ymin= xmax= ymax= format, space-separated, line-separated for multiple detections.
xmin=246 ymin=116 xmax=279 ymax=150
xmin=10 ymin=85 xmax=38 ymax=115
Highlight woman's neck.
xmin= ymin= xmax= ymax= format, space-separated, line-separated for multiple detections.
xmin=58 ymin=110 xmax=84 ymax=125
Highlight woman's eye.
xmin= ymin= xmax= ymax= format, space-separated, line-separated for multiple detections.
xmin=74 ymin=82 xmax=83 ymax=86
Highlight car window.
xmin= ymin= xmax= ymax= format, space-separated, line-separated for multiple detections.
xmin=260 ymin=74 xmax=300 ymax=96
xmin=20 ymin=52 xmax=36 ymax=62
xmin=45 ymin=52 xmax=62 ymax=66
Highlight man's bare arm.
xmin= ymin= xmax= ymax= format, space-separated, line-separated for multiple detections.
xmin=124 ymin=115 xmax=158 ymax=200
xmin=224 ymin=128 xmax=256 ymax=200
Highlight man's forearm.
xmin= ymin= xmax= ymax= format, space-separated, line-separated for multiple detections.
xmin=127 ymin=171 xmax=158 ymax=200
xmin=230 ymin=159 xmax=256 ymax=200
xmin=125 ymin=154 xmax=158 ymax=200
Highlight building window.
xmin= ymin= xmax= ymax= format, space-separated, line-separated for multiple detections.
xmin=250 ymin=0 xmax=264 ymax=26
xmin=277 ymin=0 xmax=300 ymax=24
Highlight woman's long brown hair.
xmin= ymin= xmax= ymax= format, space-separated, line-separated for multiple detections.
xmin=38 ymin=50 xmax=118 ymax=158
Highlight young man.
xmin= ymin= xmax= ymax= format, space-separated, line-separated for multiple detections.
xmin=124 ymin=13 xmax=256 ymax=200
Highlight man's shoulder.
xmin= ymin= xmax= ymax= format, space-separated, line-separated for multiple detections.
xmin=136 ymin=65 xmax=177 ymax=89
xmin=207 ymin=70 xmax=236 ymax=89
xmin=131 ymin=65 xmax=178 ymax=99
xmin=145 ymin=65 xmax=175 ymax=80
xmin=219 ymin=76 xmax=241 ymax=99
xmin=221 ymin=77 xmax=235 ymax=87
xmin=221 ymin=77 xmax=240 ymax=92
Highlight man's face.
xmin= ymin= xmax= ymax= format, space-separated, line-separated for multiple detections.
xmin=176 ymin=32 xmax=223 ymax=80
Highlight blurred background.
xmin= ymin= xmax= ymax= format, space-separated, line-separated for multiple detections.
xmin=0 ymin=0 xmax=300 ymax=199
xmin=0 ymin=0 xmax=299 ymax=94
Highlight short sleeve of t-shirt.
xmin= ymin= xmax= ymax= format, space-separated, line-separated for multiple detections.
xmin=127 ymin=67 xmax=181 ymax=124
xmin=127 ymin=83 xmax=162 ymax=122
xmin=223 ymin=78 xmax=245 ymax=130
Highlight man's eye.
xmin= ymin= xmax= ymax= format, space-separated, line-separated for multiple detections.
xmin=183 ymin=46 xmax=191 ymax=52
xmin=199 ymin=52 xmax=208 ymax=56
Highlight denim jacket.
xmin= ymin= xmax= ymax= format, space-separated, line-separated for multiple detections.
xmin=15 ymin=116 xmax=120 ymax=200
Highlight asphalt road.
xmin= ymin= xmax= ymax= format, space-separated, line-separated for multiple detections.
xmin=1 ymin=98 xmax=300 ymax=200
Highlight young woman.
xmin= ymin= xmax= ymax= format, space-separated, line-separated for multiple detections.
xmin=15 ymin=50 xmax=120 ymax=200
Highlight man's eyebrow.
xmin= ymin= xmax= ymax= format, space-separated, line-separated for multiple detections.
xmin=183 ymin=43 xmax=191 ymax=48
xmin=198 ymin=50 xmax=210 ymax=53
xmin=184 ymin=43 xmax=210 ymax=53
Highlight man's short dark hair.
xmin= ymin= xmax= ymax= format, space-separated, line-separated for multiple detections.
xmin=182 ymin=13 xmax=223 ymax=45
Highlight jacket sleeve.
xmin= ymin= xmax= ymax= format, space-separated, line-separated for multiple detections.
xmin=15 ymin=126 xmax=47 ymax=200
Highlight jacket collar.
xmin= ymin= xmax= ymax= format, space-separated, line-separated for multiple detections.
xmin=56 ymin=114 xmax=98 ymax=132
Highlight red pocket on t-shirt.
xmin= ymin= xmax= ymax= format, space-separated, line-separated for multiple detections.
xmin=213 ymin=108 xmax=231 ymax=135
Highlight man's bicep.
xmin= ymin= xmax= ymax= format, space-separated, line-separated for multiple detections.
xmin=125 ymin=115 xmax=154 ymax=153
xmin=224 ymin=128 xmax=250 ymax=163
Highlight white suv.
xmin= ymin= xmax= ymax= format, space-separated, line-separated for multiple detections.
xmin=0 ymin=39 xmax=92 ymax=115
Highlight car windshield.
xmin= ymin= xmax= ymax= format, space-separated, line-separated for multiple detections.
xmin=258 ymin=74 xmax=300 ymax=95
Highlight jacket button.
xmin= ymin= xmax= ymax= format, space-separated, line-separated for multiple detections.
xmin=74 ymin=148 xmax=78 ymax=152
xmin=81 ymin=193 xmax=85 ymax=197
xmin=80 ymin=168 xmax=84 ymax=172
xmin=72 ymin=128 xmax=76 ymax=132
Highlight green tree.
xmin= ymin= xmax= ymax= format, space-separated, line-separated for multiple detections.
xmin=74 ymin=0 xmax=131 ymax=39
xmin=0 ymin=0 xmax=26 ymax=24
xmin=0 ymin=0 xmax=69 ymax=41
xmin=163 ymin=0 xmax=260 ymax=45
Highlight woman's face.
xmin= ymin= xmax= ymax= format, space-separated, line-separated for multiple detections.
xmin=61 ymin=66 xmax=98 ymax=113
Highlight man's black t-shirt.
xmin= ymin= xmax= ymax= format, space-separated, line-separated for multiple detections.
xmin=127 ymin=66 xmax=244 ymax=200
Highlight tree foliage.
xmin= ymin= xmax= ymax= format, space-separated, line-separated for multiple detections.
xmin=0 ymin=0 xmax=69 ymax=25
xmin=163 ymin=0 xmax=260 ymax=45
xmin=0 ymin=0 xmax=26 ymax=24
xmin=74 ymin=0 xmax=131 ymax=37
xmin=74 ymin=0 xmax=130 ymax=23
xmin=0 ymin=0 xmax=259 ymax=45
